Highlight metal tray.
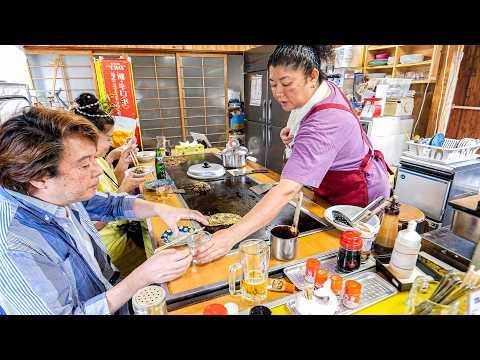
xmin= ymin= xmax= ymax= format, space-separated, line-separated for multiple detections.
xmin=283 ymin=255 xmax=377 ymax=290
xmin=286 ymin=271 xmax=398 ymax=315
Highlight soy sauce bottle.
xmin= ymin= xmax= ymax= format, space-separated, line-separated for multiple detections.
xmin=337 ymin=231 xmax=363 ymax=273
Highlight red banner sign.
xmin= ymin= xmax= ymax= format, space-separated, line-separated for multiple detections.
xmin=100 ymin=58 xmax=137 ymax=119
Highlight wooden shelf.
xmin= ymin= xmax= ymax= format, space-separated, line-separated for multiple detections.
xmin=365 ymin=65 xmax=394 ymax=70
xmin=411 ymin=79 xmax=436 ymax=84
xmin=396 ymin=60 xmax=432 ymax=68
xmin=367 ymin=45 xmax=397 ymax=50
xmin=362 ymin=45 xmax=442 ymax=89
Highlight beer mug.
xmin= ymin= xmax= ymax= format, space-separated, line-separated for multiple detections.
xmin=228 ymin=239 xmax=269 ymax=302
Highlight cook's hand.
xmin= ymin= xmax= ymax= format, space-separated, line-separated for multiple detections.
xmin=156 ymin=206 xmax=209 ymax=236
xmin=118 ymin=171 xmax=145 ymax=194
xmin=136 ymin=248 xmax=192 ymax=285
xmin=194 ymin=228 xmax=237 ymax=264
xmin=280 ymin=127 xmax=294 ymax=147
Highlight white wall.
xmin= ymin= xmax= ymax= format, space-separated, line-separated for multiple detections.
xmin=0 ymin=46 xmax=31 ymax=85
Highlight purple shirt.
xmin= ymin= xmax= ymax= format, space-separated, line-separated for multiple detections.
xmin=281 ymin=81 xmax=390 ymax=203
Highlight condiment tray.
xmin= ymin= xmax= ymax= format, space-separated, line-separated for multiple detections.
xmin=283 ymin=255 xmax=377 ymax=290
xmin=285 ymin=271 xmax=398 ymax=315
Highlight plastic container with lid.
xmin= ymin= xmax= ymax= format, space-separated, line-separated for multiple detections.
xmin=375 ymin=201 xmax=425 ymax=254
xmin=330 ymin=275 xmax=343 ymax=297
xmin=314 ymin=269 xmax=328 ymax=289
xmin=305 ymin=258 xmax=321 ymax=284
xmin=389 ymin=220 xmax=422 ymax=279
xmin=343 ymin=280 xmax=362 ymax=309
xmin=336 ymin=231 xmax=363 ymax=273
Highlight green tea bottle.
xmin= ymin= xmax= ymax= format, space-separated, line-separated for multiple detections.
xmin=155 ymin=137 xmax=166 ymax=180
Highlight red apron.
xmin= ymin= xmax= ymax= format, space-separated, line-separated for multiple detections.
xmin=302 ymin=83 xmax=392 ymax=207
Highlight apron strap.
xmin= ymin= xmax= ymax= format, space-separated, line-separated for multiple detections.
xmin=303 ymin=81 xmax=393 ymax=175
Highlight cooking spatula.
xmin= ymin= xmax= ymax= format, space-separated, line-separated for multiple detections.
xmin=228 ymin=169 xmax=269 ymax=177
xmin=249 ymin=182 xmax=279 ymax=196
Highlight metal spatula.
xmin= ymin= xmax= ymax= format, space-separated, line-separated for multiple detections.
xmin=229 ymin=169 xmax=269 ymax=177
xmin=249 ymin=182 xmax=278 ymax=196
xmin=332 ymin=196 xmax=384 ymax=227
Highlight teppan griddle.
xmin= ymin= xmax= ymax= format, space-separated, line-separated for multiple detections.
xmin=160 ymin=152 xmax=334 ymax=308
xmin=165 ymin=152 xmax=329 ymax=243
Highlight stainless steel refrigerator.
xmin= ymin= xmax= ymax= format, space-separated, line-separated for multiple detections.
xmin=244 ymin=45 xmax=290 ymax=174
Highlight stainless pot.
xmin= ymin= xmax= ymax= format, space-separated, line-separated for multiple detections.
xmin=270 ymin=225 xmax=298 ymax=261
xmin=220 ymin=146 xmax=249 ymax=169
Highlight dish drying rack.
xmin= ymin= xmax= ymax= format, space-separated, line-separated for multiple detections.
xmin=403 ymin=138 xmax=480 ymax=164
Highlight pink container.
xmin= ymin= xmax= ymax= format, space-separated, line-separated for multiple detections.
xmin=375 ymin=53 xmax=389 ymax=60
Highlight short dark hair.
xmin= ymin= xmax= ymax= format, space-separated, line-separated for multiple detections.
xmin=267 ymin=45 xmax=334 ymax=82
xmin=0 ymin=106 xmax=99 ymax=194
xmin=73 ymin=93 xmax=114 ymax=132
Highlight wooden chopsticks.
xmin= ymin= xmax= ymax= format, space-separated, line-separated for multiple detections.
xmin=130 ymin=151 xmax=139 ymax=167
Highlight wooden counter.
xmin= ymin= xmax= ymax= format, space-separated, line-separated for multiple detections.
xmin=141 ymin=149 xmax=407 ymax=315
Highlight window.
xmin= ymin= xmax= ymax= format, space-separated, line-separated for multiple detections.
xmin=26 ymin=53 xmax=97 ymax=107
xmin=178 ymin=54 xmax=228 ymax=146
xmin=25 ymin=51 xmax=230 ymax=149
xmin=131 ymin=55 xmax=182 ymax=150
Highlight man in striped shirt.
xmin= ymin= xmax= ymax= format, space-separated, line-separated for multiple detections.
xmin=0 ymin=107 xmax=209 ymax=315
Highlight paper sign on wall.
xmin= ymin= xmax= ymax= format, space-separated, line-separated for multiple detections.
xmin=96 ymin=57 xmax=142 ymax=148
xmin=249 ymin=74 xmax=262 ymax=107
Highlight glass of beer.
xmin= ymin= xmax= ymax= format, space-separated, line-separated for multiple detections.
xmin=228 ymin=239 xmax=269 ymax=303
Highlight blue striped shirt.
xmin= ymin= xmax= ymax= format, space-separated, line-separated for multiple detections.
xmin=0 ymin=188 xmax=138 ymax=315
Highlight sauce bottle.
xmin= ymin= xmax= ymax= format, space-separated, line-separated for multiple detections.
xmin=389 ymin=220 xmax=422 ymax=279
xmin=336 ymin=231 xmax=362 ymax=273
xmin=374 ymin=197 xmax=400 ymax=254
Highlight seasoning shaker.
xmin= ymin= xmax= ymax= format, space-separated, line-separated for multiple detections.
xmin=132 ymin=285 xmax=167 ymax=315
xmin=343 ymin=280 xmax=362 ymax=309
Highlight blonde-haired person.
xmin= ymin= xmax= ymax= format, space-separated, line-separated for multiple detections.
xmin=73 ymin=93 xmax=149 ymax=276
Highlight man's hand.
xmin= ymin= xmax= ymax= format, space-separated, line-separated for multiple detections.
xmin=156 ymin=206 xmax=209 ymax=237
xmin=136 ymin=248 xmax=192 ymax=285
xmin=117 ymin=171 xmax=145 ymax=194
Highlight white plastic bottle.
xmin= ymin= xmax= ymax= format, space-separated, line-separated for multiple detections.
xmin=389 ymin=220 xmax=422 ymax=279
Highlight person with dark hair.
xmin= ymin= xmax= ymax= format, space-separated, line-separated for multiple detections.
xmin=0 ymin=107 xmax=208 ymax=314
xmin=73 ymin=93 xmax=150 ymax=276
xmin=73 ymin=92 xmax=136 ymax=186
xmin=195 ymin=45 xmax=391 ymax=264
